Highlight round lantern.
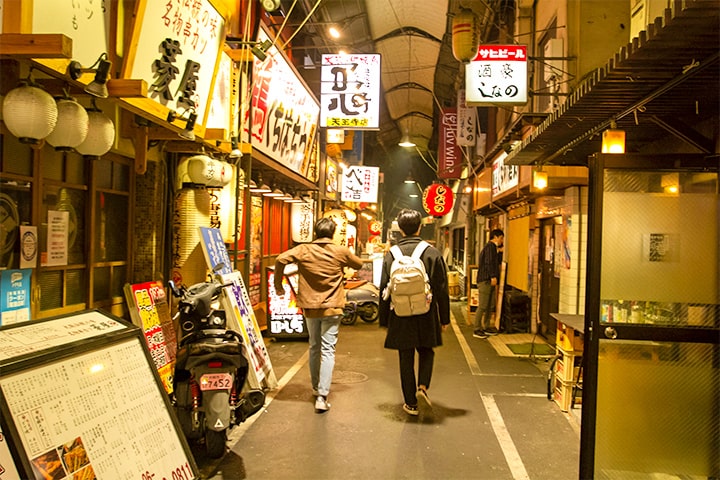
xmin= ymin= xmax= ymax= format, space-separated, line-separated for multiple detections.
xmin=369 ymin=220 xmax=382 ymax=236
xmin=75 ymin=106 xmax=115 ymax=157
xmin=45 ymin=96 xmax=89 ymax=151
xmin=422 ymin=183 xmax=455 ymax=217
xmin=186 ymin=155 xmax=232 ymax=187
xmin=452 ymin=8 xmax=480 ymax=62
xmin=2 ymin=82 xmax=58 ymax=144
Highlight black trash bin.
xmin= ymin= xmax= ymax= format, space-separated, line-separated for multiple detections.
xmin=502 ymin=289 xmax=530 ymax=333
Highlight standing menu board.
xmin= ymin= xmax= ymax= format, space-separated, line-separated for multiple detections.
xmin=0 ymin=310 xmax=198 ymax=480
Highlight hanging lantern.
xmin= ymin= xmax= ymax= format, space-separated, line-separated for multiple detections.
xmin=2 ymin=80 xmax=58 ymax=144
xmin=369 ymin=220 xmax=382 ymax=236
xmin=452 ymin=8 xmax=480 ymax=63
xmin=75 ymin=104 xmax=115 ymax=157
xmin=45 ymin=95 xmax=89 ymax=151
xmin=422 ymin=183 xmax=455 ymax=217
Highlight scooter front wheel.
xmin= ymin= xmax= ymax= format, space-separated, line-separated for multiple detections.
xmin=205 ymin=429 xmax=227 ymax=458
xmin=359 ymin=303 xmax=379 ymax=323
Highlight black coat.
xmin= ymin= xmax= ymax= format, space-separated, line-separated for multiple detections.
xmin=379 ymin=236 xmax=451 ymax=350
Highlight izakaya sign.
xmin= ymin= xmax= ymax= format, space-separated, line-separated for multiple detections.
xmin=320 ymin=54 xmax=381 ymax=129
xmin=492 ymin=154 xmax=519 ymax=195
xmin=438 ymin=108 xmax=461 ymax=179
xmin=465 ymin=45 xmax=528 ymax=106
xmin=341 ymin=166 xmax=379 ymax=203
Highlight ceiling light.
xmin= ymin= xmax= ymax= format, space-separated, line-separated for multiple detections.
xmin=328 ymin=26 xmax=341 ymax=39
xmin=399 ymin=131 xmax=416 ymax=148
xmin=601 ymin=120 xmax=625 ymax=154
xmin=404 ymin=172 xmax=415 ymax=184
xmin=264 ymin=187 xmax=285 ymax=197
xmin=533 ymin=169 xmax=548 ymax=190
xmin=250 ymin=181 xmax=272 ymax=194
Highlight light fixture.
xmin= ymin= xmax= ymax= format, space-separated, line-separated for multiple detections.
xmin=404 ymin=172 xmax=415 ymax=184
xmin=601 ymin=120 xmax=625 ymax=154
xmin=75 ymin=99 xmax=115 ymax=157
xmin=2 ymin=70 xmax=58 ymax=145
xmin=167 ymin=109 xmax=197 ymax=141
xmin=226 ymin=37 xmax=273 ymax=61
xmin=249 ymin=179 xmax=272 ymax=194
xmin=533 ymin=168 xmax=548 ymax=190
xmin=264 ymin=187 xmax=285 ymax=198
xmin=45 ymin=90 xmax=89 ymax=151
xmin=328 ymin=26 xmax=341 ymax=39
xmin=67 ymin=52 xmax=112 ymax=98
xmin=399 ymin=130 xmax=416 ymax=148
xmin=216 ymin=135 xmax=242 ymax=158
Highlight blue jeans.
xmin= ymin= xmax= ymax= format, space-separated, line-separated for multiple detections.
xmin=305 ymin=315 xmax=341 ymax=397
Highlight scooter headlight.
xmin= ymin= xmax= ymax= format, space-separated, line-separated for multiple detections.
xmin=209 ymin=315 xmax=225 ymax=327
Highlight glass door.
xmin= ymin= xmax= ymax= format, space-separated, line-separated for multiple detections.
xmin=580 ymin=154 xmax=719 ymax=479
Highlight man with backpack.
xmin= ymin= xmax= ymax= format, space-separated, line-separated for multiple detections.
xmin=379 ymin=209 xmax=450 ymax=416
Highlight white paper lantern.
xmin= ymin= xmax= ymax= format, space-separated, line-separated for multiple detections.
xmin=2 ymin=84 xmax=58 ymax=144
xmin=75 ymin=107 xmax=115 ymax=157
xmin=46 ymin=98 xmax=89 ymax=150
xmin=186 ymin=155 xmax=232 ymax=187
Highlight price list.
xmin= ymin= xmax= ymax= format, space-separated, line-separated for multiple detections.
xmin=0 ymin=338 xmax=195 ymax=480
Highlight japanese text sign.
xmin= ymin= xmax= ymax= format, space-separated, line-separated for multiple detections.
xmin=291 ymin=199 xmax=315 ymax=243
xmin=247 ymin=27 xmax=320 ymax=177
xmin=341 ymin=166 xmax=379 ymax=203
xmin=465 ymin=45 xmax=528 ymax=105
xmin=438 ymin=108 xmax=462 ymax=179
xmin=125 ymin=0 xmax=226 ymax=121
xmin=457 ymin=89 xmax=477 ymax=147
xmin=492 ymin=154 xmax=519 ymax=195
xmin=320 ymin=54 xmax=381 ymax=129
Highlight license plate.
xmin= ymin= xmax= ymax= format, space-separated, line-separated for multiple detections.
xmin=199 ymin=373 xmax=233 ymax=391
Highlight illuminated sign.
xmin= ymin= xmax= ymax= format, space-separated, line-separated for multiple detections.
xmin=320 ymin=54 xmax=381 ymax=129
xmin=465 ymin=45 xmax=528 ymax=105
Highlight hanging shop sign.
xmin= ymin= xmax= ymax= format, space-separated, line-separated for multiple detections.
xmin=320 ymin=53 xmax=381 ymax=129
xmin=326 ymin=160 xmax=339 ymax=200
xmin=466 ymin=45 xmax=528 ymax=106
xmin=457 ymin=89 xmax=477 ymax=147
xmin=291 ymin=199 xmax=315 ymax=243
xmin=438 ymin=108 xmax=462 ymax=179
xmin=124 ymin=0 xmax=226 ymax=123
xmin=323 ymin=209 xmax=349 ymax=247
xmin=205 ymin=50 xmax=237 ymax=134
xmin=492 ymin=153 xmax=519 ymax=195
xmin=341 ymin=165 xmax=379 ymax=203
xmin=247 ymin=26 xmax=320 ymax=177
xmin=422 ymin=184 xmax=455 ymax=217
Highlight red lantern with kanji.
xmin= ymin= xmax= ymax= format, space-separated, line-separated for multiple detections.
xmin=422 ymin=183 xmax=454 ymax=217
xmin=369 ymin=220 xmax=382 ymax=235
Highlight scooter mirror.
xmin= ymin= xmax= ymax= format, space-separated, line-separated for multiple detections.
xmin=168 ymin=280 xmax=181 ymax=297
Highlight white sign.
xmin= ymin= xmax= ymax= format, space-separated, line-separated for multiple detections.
xmin=126 ymin=0 xmax=226 ymax=121
xmin=19 ymin=226 xmax=37 ymax=269
xmin=320 ymin=54 xmax=381 ymax=129
xmin=291 ymin=200 xmax=315 ymax=243
xmin=492 ymin=154 xmax=519 ymax=195
xmin=341 ymin=166 xmax=379 ymax=203
xmin=457 ymin=89 xmax=477 ymax=147
xmin=466 ymin=45 xmax=528 ymax=105
xmin=246 ymin=27 xmax=320 ymax=177
xmin=45 ymin=210 xmax=68 ymax=266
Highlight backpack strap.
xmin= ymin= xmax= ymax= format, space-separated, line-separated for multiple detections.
xmin=411 ymin=240 xmax=430 ymax=260
xmin=390 ymin=245 xmax=403 ymax=260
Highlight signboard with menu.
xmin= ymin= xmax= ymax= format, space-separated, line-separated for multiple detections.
xmin=0 ymin=310 xmax=198 ymax=480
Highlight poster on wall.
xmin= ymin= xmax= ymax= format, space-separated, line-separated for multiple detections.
xmin=266 ymin=266 xmax=306 ymax=338
xmin=44 ymin=210 xmax=68 ymax=267
xmin=19 ymin=226 xmax=38 ymax=269
xmin=0 ymin=269 xmax=31 ymax=326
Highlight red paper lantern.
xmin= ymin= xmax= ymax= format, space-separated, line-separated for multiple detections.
xmin=422 ymin=183 xmax=454 ymax=217
xmin=369 ymin=220 xmax=382 ymax=235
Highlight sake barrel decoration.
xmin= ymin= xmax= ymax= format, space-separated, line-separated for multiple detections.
xmin=422 ymin=183 xmax=454 ymax=217
xmin=452 ymin=8 xmax=480 ymax=63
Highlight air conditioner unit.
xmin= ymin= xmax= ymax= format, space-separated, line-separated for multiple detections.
xmin=543 ymin=38 xmax=563 ymax=82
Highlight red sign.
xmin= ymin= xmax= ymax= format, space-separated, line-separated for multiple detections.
xmin=369 ymin=220 xmax=382 ymax=235
xmin=422 ymin=184 xmax=455 ymax=217
xmin=438 ymin=108 xmax=462 ymax=179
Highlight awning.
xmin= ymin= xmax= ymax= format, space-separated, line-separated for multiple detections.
xmin=506 ymin=0 xmax=720 ymax=166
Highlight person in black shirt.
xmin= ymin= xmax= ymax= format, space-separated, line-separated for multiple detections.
xmin=473 ymin=229 xmax=504 ymax=339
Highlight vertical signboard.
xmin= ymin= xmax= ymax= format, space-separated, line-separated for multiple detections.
xmin=341 ymin=166 xmax=379 ymax=203
xmin=466 ymin=45 xmax=528 ymax=106
xmin=266 ymin=266 xmax=306 ymax=338
xmin=438 ymin=108 xmax=462 ymax=179
xmin=320 ymin=54 xmax=381 ymax=129
xmin=457 ymin=89 xmax=477 ymax=147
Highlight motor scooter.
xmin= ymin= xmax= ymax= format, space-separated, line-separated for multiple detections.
xmin=342 ymin=278 xmax=380 ymax=325
xmin=169 ymin=270 xmax=265 ymax=458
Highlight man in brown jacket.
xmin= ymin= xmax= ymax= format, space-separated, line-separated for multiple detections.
xmin=274 ymin=217 xmax=364 ymax=413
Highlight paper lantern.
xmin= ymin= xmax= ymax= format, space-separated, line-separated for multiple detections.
xmin=422 ymin=183 xmax=454 ymax=217
xmin=46 ymin=97 xmax=89 ymax=150
xmin=452 ymin=8 xmax=480 ymax=63
xmin=186 ymin=155 xmax=232 ymax=187
xmin=75 ymin=107 xmax=115 ymax=157
xmin=369 ymin=220 xmax=382 ymax=236
xmin=291 ymin=199 xmax=315 ymax=243
xmin=2 ymin=83 xmax=58 ymax=144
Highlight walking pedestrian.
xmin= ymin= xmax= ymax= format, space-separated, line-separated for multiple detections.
xmin=274 ymin=217 xmax=365 ymax=413
xmin=473 ymin=229 xmax=504 ymax=339
xmin=378 ymin=209 xmax=450 ymax=416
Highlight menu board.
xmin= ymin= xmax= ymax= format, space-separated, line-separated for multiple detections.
xmin=0 ymin=311 xmax=198 ymax=479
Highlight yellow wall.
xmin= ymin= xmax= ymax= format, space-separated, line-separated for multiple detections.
xmin=507 ymin=215 xmax=530 ymax=292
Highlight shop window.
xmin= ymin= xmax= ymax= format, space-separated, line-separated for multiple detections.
xmin=1 ymin=133 xmax=33 ymax=176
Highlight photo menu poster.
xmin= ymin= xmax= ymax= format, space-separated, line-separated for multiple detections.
xmin=0 ymin=337 xmax=197 ymax=480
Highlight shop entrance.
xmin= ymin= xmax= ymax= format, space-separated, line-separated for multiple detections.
xmin=538 ymin=217 xmax=561 ymax=339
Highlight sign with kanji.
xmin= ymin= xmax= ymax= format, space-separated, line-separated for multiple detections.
xmin=320 ymin=54 xmax=381 ymax=129
xmin=341 ymin=166 xmax=379 ymax=203
xmin=438 ymin=108 xmax=462 ymax=179
xmin=465 ymin=45 xmax=528 ymax=105
xmin=492 ymin=155 xmax=519 ymax=195
xmin=457 ymin=89 xmax=477 ymax=147
xmin=422 ymin=184 xmax=454 ymax=217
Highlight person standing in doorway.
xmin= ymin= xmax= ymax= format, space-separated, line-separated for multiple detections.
xmin=379 ymin=209 xmax=450 ymax=416
xmin=274 ymin=217 xmax=364 ymax=413
xmin=473 ymin=229 xmax=504 ymax=339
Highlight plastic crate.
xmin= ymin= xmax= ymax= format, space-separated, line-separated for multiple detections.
xmin=556 ymin=321 xmax=584 ymax=353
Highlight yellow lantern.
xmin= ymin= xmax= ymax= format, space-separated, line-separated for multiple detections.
xmin=452 ymin=8 xmax=480 ymax=63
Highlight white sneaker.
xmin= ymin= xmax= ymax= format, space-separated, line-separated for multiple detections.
xmin=315 ymin=396 xmax=330 ymax=413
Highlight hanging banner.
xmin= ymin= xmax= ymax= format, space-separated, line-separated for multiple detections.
xmin=438 ymin=108 xmax=462 ymax=179
xmin=246 ymin=26 xmax=320 ymax=177
xmin=320 ymin=54 xmax=381 ymax=129
xmin=457 ymin=89 xmax=477 ymax=147
xmin=341 ymin=165 xmax=380 ymax=203
xmin=466 ymin=45 xmax=528 ymax=105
